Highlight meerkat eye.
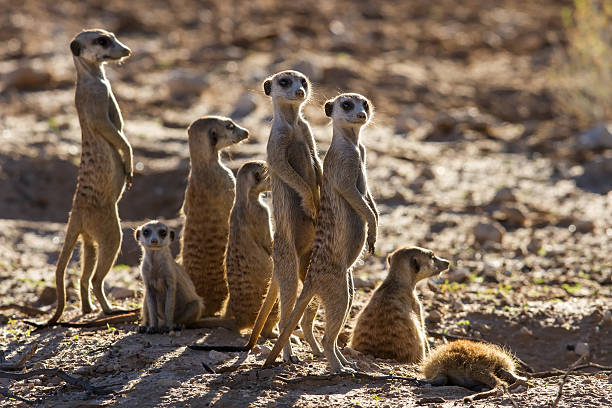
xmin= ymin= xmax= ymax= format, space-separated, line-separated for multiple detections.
xmin=363 ymin=100 xmax=369 ymax=112
xmin=342 ymin=101 xmax=354 ymax=111
xmin=430 ymin=253 xmax=435 ymax=259
xmin=254 ymin=172 xmax=261 ymax=183
xmin=301 ymin=78 xmax=308 ymax=89
xmin=142 ymin=228 xmax=151 ymax=237
xmin=278 ymin=78 xmax=291 ymax=87
xmin=226 ymin=122 xmax=235 ymax=130
xmin=96 ymin=37 xmax=110 ymax=48
xmin=159 ymin=229 xmax=167 ymax=238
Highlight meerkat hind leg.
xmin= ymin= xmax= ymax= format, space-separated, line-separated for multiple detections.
xmin=320 ymin=278 xmax=354 ymax=374
xmin=301 ymin=300 xmax=324 ymax=356
xmin=274 ymin=237 xmax=300 ymax=363
xmin=79 ymin=237 xmax=97 ymax=314
xmin=261 ymin=300 xmax=280 ymax=339
xmin=90 ymin=210 xmax=125 ymax=315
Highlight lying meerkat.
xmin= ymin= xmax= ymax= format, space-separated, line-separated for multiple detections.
xmin=135 ymin=221 xmax=203 ymax=333
xmin=189 ymin=161 xmax=279 ymax=336
xmin=350 ymin=247 xmax=449 ymax=363
xmin=422 ymin=339 xmax=528 ymax=402
xmin=179 ymin=116 xmax=249 ymax=316
xmin=44 ymin=29 xmax=133 ymax=326
xmin=189 ymin=71 xmax=323 ymax=358
xmin=263 ymin=93 xmax=379 ymax=374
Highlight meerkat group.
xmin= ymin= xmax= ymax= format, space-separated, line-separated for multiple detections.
xmin=38 ymin=28 xmax=528 ymax=399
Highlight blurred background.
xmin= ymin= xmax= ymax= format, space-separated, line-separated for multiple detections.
xmin=0 ymin=0 xmax=611 ymax=380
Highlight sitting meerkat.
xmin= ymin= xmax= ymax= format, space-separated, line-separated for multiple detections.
xmin=422 ymin=340 xmax=527 ymax=402
xmin=45 ymin=29 xmax=133 ymax=326
xmin=135 ymin=221 xmax=203 ymax=333
xmin=179 ymin=116 xmax=249 ymax=316
xmin=262 ymin=93 xmax=379 ymax=374
xmin=350 ymin=247 xmax=449 ymax=363
xmin=191 ymin=161 xmax=279 ymax=336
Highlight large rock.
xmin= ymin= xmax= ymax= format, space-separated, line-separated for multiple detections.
xmin=230 ymin=94 xmax=257 ymax=119
xmin=4 ymin=66 xmax=52 ymax=91
xmin=473 ymin=222 xmax=505 ymax=245
xmin=577 ymin=123 xmax=612 ymax=150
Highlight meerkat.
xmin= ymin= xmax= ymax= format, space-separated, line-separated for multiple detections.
xmin=43 ymin=29 xmax=133 ymax=326
xmin=262 ymin=93 xmax=379 ymax=374
xmin=422 ymin=339 xmax=528 ymax=402
xmin=135 ymin=221 xmax=203 ymax=333
xmin=189 ymin=71 xmax=324 ymax=358
xmin=350 ymin=247 xmax=449 ymax=363
xmin=179 ymin=116 xmax=249 ymax=316
xmin=189 ymin=161 xmax=279 ymax=336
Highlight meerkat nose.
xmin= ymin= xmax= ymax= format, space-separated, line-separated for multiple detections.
xmin=295 ymin=89 xmax=305 ymax=98
xmin=151 ymin=238 xmax=158 ymax=244
xmin=357 ymin=112 xmax=366 ymax=120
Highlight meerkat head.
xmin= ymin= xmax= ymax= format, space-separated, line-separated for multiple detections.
xmin=387 ymin=246 xmax=449 ymax=284
xmin=263 ymin=70 xmax=310 ymax=104
xmin=134 ymin=221 xmax=175 ymax=251
xmin=187 ymin=116 xmax=249 ymax=160
xmin=237 ymin=160 xmax=270 ymax=196
xmin=70 ymin=29 xmax=131 ymax=65
xmin=324 ymin=93 xmax=373 ymax=128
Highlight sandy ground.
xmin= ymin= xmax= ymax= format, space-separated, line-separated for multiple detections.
xmin=1 ymin=0 xmax=611 ymax=406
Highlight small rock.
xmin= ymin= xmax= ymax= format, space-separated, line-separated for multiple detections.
xmin=230 ymin=93 xmax=257 ymax=119
xmin=208 ymin=350 xmax=229 ymax=363
xmin=493 ymin=204 xmax=527 ymax=226
xmin=575 ymin=342 xmax=589 ymax=356
xmin=575 ymin=220 xmax=595 ymax=233
xmin=490 ymin=187 xmax=516 ymax=204
xmin=577 ymin=123 xmax=612 ymax=150
xmin=603 ymin=310 xmax=612 ymax=325
xmin=428 ymin=310 xmax=442 ymax=323
xmin=517 ymin=326 xmax=532 ymax=338
xmin=433 ymin=112 xmax=457 ymax=132
xmin=4 ymin=66 xmax=52 ymax=91
xmin=473 ymin=222 xmax=505 ymax=245
xmin=36 ymin=286 xmax=57 ymax=306
xmin=166 ymin=70 xmax=207 ymax=98
xmin=109 ymin=286 xmax=135 ymax=300
xmin=527 ymin=238 xmax=542 ymax=254
xmin=445 ymin=268 xmax=470 ymax=283
xmin=576 ymin=152 xmax=612 ymax=194
xmin=158 ymin=378 xmax=181 ymax=387
xmin=258 ymin=368 xmax=275 ymax=379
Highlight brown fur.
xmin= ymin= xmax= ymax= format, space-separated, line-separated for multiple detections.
xmin=422 ymin=340 xmax=526 ymax=401
xmin=350 ymin=247 xmax=449 ymax=363
xmin=136 ymin=221 xmax=203 ymax=332
xmin=264 ymin=93 xmax=379 ymax=373
xmin=45 ymin=29 xmax=133 ymax=326
xmin=179 ymin=116 xmax=248 ymax=316
xmin=191 ymin=161 xmax=279 ymax=336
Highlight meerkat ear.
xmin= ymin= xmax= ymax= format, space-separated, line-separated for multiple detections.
xmin=134 ymin=228 xmax=140 ymax=241
xmin=386 ymin=253 xmax=391 ymax=267
xmin=324 ymin=101 xmax=334 ymax=117
xmin=411 ymin=257 xmax=420 ymax=273
xmin=70 ymin=40 xmax=81 ymax=56
xmin=169 ymin=230 xmax=175 ymax=242
xmin=263 ymin=80 xmax=272 ymax=96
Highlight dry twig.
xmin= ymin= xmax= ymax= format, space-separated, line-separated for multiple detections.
xmin=0 ymin=368 xmax=112 ymax=396
xmin=275 ymin=371 xmax=424 ymax=385
xmin=0 ymin=342 xmax=38 ymax=371
xmin=0 ymin=387 xmax=37 ymax=405
xmin=0 ymin=304 xmax=47 ymax=317
xmin=550 ymin=353 xmax=588 ymax=408
xmin=24 ymin=311 xmax=139 ymax=330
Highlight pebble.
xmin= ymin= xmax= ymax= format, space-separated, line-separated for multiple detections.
xmin=473 ymin=222 xmax=505 ymax=244
xmin=428 ymin=310 xmax=442 ymax=323
xmin=577 ymin=123 xmax=612 ymax=150
xmin=574 ymin=342 xmax=589 ymax=356
xmin=490 ymin=187 xmax=516 ymax=204
xmin=37 ymin=286 xmax=57 ymax=306
xmin=230 ymin=93 xmax=257 ymax=119
xmin=4 ymin=66 xmax=52 ymax=91
xmin=208 ymin=350 xmax=229 ymax=363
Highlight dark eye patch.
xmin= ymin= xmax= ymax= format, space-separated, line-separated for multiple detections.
xmin=95 ymin=36 xmax=111 ymax=48
xmin=341 ymin=100 xmax=354 ymax=111
xmin=159 ymin=229 xmax=167 ymax=238
xmin=301 ymin=78 xmax=308 ymax=89
xmin=278 ymin=78 xmax=292 ymax=87
xmin=143 ymin=228 xmax=151 ymax=237
xmin=226 ymin=122 xmax=235 ymax=130
xmin=363 ymin=100 xmax=369 ymax=112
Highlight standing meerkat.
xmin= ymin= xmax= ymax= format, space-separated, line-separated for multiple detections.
xmin=179 ymin=116 xmax=249 ymax=316
xmin=135 ymin=221 xmax=203 ymax=333
xmin=422 ymin=340 xmax=527 ymax=402
xmin=44 ymin=29 xmax=133 ymax=326
xmin=189 ymin=161 xmax=279 ymax=336
xmin=189 ymin=71 xmax=323 ymax=358
xmin=263 ymin=93 xmax=379 ymax=374
xmin=350 ymin=247 xmax=449 ymax=363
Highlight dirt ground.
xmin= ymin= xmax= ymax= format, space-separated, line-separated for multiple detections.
xmin=1 ymin=0 xmax=611 ymax=406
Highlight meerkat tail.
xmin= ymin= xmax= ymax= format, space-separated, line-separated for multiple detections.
xmin=46 ymin=218 xmax=82 ymax=325
xmin=189 ymin=278 xmax=280 ymax=352
xmin=186 ymin=317 xmax=237 ymax=330
xmin=263 ymin=287 xmax=314 ymax=367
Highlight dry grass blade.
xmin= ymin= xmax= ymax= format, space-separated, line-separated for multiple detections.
xmin=0 ymin=387 xmax=37 ymax=405
xmin=276 ymin=372 xmax=423 ymax=385
xmin=24 ymin=311 xmax=140 ymax=330
xmin=0 ymin=304 xmax=47 ymax=316
xmin=0 ymin=342 xmax=38 ymax=371
xmin=550 ymin=353 xmax=589 ymax=408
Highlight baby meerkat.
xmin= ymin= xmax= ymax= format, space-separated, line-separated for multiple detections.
xmin=422 ymin=340 xmax=527 ymax=402
xmin=136 ymin=221 xmax=203 ymax=333
xmin=179 ymin=116 xmax=249 ymax=316
xmin=44 ymin=29 xmax=133 ymax=326
xmin=350 ymin=247 xmax=449 ymax=363
xmin=190 ymin=161 xmax=279 ymax=336
xmin=263 ymin=93 xmax=379 ymax=374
